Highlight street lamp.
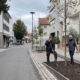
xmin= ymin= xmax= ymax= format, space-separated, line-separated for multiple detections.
xmin=30 ymin=12 xmax=35 ymax=49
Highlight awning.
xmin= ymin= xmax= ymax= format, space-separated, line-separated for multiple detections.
xmin=3 ymin=33 xmax=10 ymax=38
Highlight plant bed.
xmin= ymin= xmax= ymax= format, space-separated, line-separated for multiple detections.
xmin=44 ymin=61 xmax=80 ymax=80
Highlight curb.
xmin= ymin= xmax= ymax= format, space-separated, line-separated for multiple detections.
xmin=29 ymin=46 xmax=57 ymax=80
xmin=43 ymin=63 xmax=70 ymax=80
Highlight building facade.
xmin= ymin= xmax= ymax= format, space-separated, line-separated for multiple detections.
xmin=38 ymin=18 xmax=50 ymax=46
xmin=49 ymin=0 xmax=63 ymax=46
xmin=49 ymin=0 xmax=80 ymax=46
xmin=0 ymin=11 xmax=14 ymax=48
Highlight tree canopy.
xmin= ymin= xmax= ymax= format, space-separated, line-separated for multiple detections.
xmin=33 ymin=27 xmax=38 ymax=40
xmin=68 ymin=27 xmax=79 ymax=39
xmin=0 ymin=0 xmax=9 ymax=13
xmin=13 ymin=19 xmax=27 ymax=40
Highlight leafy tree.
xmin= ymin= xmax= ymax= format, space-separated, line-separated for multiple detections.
xmin=33 ymin=27 xmax=38 ymax=49
xmin=13 ymin=19 xmax=27 ymax=41
xmin=33 ymin=27 xmax=38 ymax=42
xmin=0 ymin=0 xmax=9 ymax=13
xmin=68 ymin=27 xmax=79 ymax=40
xmin=38 ymin=26 xmax=43 ymax=51
xmin=53 ymin=37 xmax=60 ymax=44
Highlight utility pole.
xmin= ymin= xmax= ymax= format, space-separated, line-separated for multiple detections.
xmin=64 ymin=0 xmax=67 ymax=65
xmin=30 ymin=12 xmax=35 ymax=49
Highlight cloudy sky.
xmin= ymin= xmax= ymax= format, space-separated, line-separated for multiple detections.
xmin=8 ymin=0 xmax=49 ymax=32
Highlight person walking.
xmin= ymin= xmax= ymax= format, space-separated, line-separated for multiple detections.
xmin=67 ymin=35 xmax=78 ymax=64
xmin=45 ymin=36 xmax=57 ymax=64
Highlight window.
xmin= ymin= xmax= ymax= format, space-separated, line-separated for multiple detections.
xmin=3 ymin=23 xmax=9 ymax=32
xmin=44 ymin=25 xmax=47 ymax=28
xmin=44 ymin=32 xmax=47 ymax=35
xmin=3 ymin=13 xmax=9 ymax=23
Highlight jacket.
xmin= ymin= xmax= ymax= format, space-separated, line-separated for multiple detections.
xmin=45 ymin=40 xmax=55 ymax=52
xmin=67 ymin=39 xmax=77 ymax=51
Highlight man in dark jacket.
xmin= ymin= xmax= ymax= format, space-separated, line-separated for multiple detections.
xmin=67 ymin=35 xmax=77 ymax=64
xmin=45 ymin=36 xmax=57 ymax=63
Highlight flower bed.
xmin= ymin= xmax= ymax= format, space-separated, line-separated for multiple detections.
xmin=44 ymin=61 xmax=80 ymax=80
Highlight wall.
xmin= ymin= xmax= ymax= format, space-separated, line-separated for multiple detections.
xmin=0 ymin=12 xmax=3 ymax=32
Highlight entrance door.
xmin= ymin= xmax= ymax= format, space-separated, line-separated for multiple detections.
xmin=50 ymin=33 xmax=55 ymax=39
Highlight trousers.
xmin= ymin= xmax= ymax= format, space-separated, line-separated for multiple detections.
xmin=46 ymin=51 xmax=57 ymax=63
xmin=69 ymin=50 xmax=74 ymax=64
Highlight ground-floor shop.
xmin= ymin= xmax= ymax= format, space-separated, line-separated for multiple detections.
xmin=0 ymin=32 xmax=10 ymax=48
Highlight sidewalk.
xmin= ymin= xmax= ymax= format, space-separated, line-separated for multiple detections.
xmin=0 ymin=49 xmax=6 ymax=52
xmin=0 ymin=45 xmax=14 ymax=53
xmin=30 ymin=48 xmax=64 ymax=80
xmin=30 ymin=44 xmax=80 ymax=80
xmin=56 ymin=49 xmax=80 ymax=62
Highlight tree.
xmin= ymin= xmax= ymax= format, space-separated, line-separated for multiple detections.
xmin=53 ymin=36 xmax=60 ymax=44
xmin=68 ymin=27 xmax=79 ymax=40
xmin=33 ymin=27 xmax=38 ymax=42
xmin=48 ymin=0 xmax=78 ymax=65
xmin=0 ymin=0 xmax=9 ymax=13
xmin=33 ymin=27 xmax=38 ymax=49
xmin=38 ymin=26 xmax=43 ymax=51
xmin=13 ymin=19 xmax=27 ymax=42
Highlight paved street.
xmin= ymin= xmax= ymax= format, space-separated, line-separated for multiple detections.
xmin=0 ymin=44 xmax=42 ymax=80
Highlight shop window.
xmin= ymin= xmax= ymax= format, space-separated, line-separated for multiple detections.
xmin=3 ymin=23 xmax=9 ymax=32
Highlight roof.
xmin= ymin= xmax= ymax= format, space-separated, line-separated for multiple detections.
xmin=39 ymin=18 xmax=50 ymax=25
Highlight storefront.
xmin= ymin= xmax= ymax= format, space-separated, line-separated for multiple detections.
xmin=3 ymin=33 xmax=10 ymax=47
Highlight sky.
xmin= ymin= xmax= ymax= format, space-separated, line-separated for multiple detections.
xmin=8 ymin=0 xmax=49 ymax=33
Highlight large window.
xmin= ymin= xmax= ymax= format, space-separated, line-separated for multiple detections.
xmin=3 ymin=23 xmax=9 ymax=32
xmin=3 ymin=13 xmax=9 ymax=23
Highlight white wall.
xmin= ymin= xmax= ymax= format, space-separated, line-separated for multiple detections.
xmin=41 ymin=25 xmax=50 ymax=46
xmin=0 ymin=12 xmax=3 ymax=32
xmin=9 ymin=19 xmax=14 ymax=37
xmin=67 ymin=16 xmax=79 ymax=33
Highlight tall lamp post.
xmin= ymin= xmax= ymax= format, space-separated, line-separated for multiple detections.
xmin=30 ymin=12 xmax=35 ymax=49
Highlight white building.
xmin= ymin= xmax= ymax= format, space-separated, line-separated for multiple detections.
xmin=49 ymin=0 xmax=63 ymax=46
xmin=49 ymin=0 xmax=80 ymax=46
xmin=39 ymin=18 xmax=51 ymax=46
xmin=0 ymin=11 xmax=14 ymax=48
xmin=67 ymin=0 xmax=80 ymax=34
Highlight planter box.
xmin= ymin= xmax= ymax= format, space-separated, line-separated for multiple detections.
xmin=43 ymin=61 xmax=80 ymax=80
xmin=43 ymin=63 xmax=69 ymax=80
